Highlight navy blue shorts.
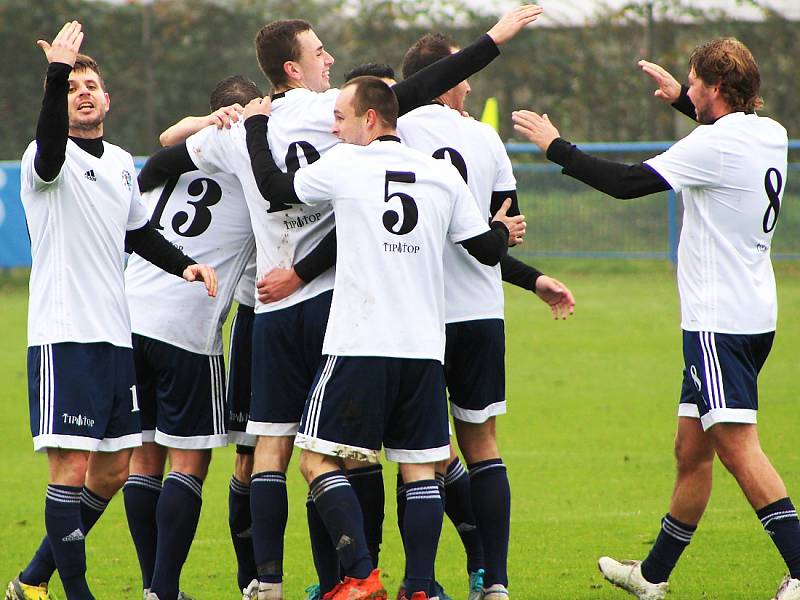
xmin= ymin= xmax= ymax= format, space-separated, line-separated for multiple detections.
xmin=227 ymin=304 xmax=255 ymax=447
xmin=28 ymin=342 xmax=140 ymax=452
xmin=133 ymin=334 xmax=227 ymax=449
xmin=295 ymin=355 xmax=450 ymax=464
xmin=678 ymin=330 xmax=774 ymax=430
xmin=248 ymin=290 xmax=332 ymax=436
xmin=445 ymin=319 xmax=505 ymax=423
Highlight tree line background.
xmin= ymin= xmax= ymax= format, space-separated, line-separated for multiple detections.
xmin=1 ymin=0 xmax=797 ymax=160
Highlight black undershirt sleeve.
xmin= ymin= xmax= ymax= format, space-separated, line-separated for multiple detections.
xmin=489 ymin=189 xmax=520 ymax=218
xmin=137 ymin=143 xmax=198 ymax=193
xmin=125 ymin=221 xmax=195 ymax=277
xmin=244 ymin=115 xmax=301 ymax=204
xmin=672 ymin=85 xmax=697 ymax=121
xmin=294 ymin=228 xmax=337 ymax=283
xmin=458 ymin=222 xmax=509 ymax=266
xmin=546 ymin=138 xmax=672 ymax=199
xmin=501 ymin=255 xmax=543 ymax=291
xmin=392 ymin=34 xmax=500 ymax=116
xmin=34 ymin=62 xmax=72 ymax=182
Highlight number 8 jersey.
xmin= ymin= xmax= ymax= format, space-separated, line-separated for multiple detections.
xmin=645 ymin=112 xmax=788 ymax=334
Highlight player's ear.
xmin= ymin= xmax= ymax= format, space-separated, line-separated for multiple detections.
xmin=284 ymin=60 xmax=302 ymax=84
xmin=103 ymin=92 xmax=110 ymax=113
xmin=365 ymin=107 xmax=377 ymax=127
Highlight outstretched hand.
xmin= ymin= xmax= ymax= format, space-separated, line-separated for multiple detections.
xmin=38 ymin=20 xmax=83 ymax=66
xmin=638 ymin=60 xmax=682 ymax=104
xmin=183 ymin=264 xmax=218 ymax=297
xmin=492 ymin=198 xmax=526 ymax=246
xmin=487 ymin=5 xmax=544 ymax=46
xmin=512 ymin=110 xmax=560 ymax=152
xmin=243 ymin=96 xmax=272 ymax=121
xmin=535 ymin=275 xmax=575 ymax=320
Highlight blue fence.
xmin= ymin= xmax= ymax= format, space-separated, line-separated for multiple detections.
xmin=0 ymin=145 xmax=797 ymax=267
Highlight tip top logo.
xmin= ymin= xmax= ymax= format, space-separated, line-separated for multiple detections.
xmin=283 ymin=212 xmax=322 ymax=231
xmin=121 ymin=169 xmax=133 ymax=190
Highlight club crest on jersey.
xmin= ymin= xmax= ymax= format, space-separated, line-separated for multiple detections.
xmin=121 ymin=169 xmax=133 ymax=190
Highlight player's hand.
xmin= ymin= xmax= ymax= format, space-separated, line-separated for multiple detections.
xmin=512 ymin=110 xmax=560 ymax=152
xmin=492 ymin=198 xmax=526 ymax=246
xmin=183 ymin=264 xmax=218 ymax=297
xmin=535 ymin=275 xmax=575 ymax=320
xmin=487 ymin=5 xmax=544 ymax=46
xmin=638 ymin=60 xmax=681 ymax=104
xmin=209 ymin=103 xmax=244 ymax=129
xmin=256 ymin=267 xmax=302 ymax=304
xmin=243 ymin=96 xmax=272 ymax=121
xmin=38 ymin=21 xmax=84 ymax=66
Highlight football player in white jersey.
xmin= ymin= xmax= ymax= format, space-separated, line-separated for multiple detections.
xmin=242 ymin=76 xmax=525 ymax=600
xmin=513 ymin=37 xmax=796 ymax=600
xmin=397 ymin=33 xmax=575 ymax=600
xmin=144 ymin=8 xmax=544 ymax=599
xmin=8 ymin=22 xmax=216 ymax=600
xmin=123 ymin=76 xmax=261 ymax=600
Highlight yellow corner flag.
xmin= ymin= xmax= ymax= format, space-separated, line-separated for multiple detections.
xmin=481 ymin=97 xmax=499 ymax=131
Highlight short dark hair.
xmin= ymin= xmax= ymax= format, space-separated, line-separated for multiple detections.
xmin=402 ymin=33 xmax=456 ymax=80
xmin=72 ymin=53 xmax=106 ymax=91
xmin=342 ymin=76 xmax=398 ymax=129
xmin=209 ymin=76 xmax=262 ymax=111
xmin=254 ymin=19 xmax=312 ymax=89
xmin=689 ymin=38 xmax=763 ymax=113
xmin=344 ymin=63 xmax=395 ymax=83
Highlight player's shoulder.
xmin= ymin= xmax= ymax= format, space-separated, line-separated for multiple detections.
xmin=275 ymin=87 xmax=340 ymax=111
xmin=100 ymin=140 xmax=136 ymax=164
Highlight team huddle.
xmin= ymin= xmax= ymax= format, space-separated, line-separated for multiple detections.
xmin=9 ymin=4 xmax=795 ymax=600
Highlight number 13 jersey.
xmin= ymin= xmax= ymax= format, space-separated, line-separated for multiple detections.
xmin=125 ymin=171 xmax=254 ymax=355
xmin=645 ymin=112 xmax=787 ymax=334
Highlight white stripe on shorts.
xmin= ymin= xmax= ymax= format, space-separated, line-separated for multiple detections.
xmin=700 ymin=332 xmax=726 ymax=410
xmin=307 ymin=355 xmax=337 ymax=439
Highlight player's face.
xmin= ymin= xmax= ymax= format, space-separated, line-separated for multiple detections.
xmin=687 ymin=68 xmax=715 ymax=125
xmin=67 ymin=68 xmax=109 ymax=134
xmin=447 ymin=79 xmax=471 ymax=114
xmin=331 ymin=86 xmax=369 ymax=145
xmin=294 ymin=29 xmax=334 ymax=93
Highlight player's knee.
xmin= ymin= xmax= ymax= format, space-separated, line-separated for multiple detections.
xmin=234 ymin=451 xmax=254 ymax=482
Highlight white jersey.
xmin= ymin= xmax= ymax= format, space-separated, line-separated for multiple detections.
xmin=234 ymin=250 xmax=257 ymax=307
xmin=125 ymin=171 xmax=254 ymax=355
xmin=185 ymin=87 xmax=343 ymax=314
xmin=398 ymin=104 xmax=516 ymax=322
xmin=294 ymin=139 xmax=490 ymax=362
xmin=21 ymin=139 xmax=148 ymax=348
xmin=645 ymin=112 xmax=787 ymax=334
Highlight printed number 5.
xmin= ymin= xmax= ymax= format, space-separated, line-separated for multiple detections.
xmin=383 ymin=171 xmax=418 ymax=235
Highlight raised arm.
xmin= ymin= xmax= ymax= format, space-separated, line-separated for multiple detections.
xmin=242 ymin=98 xmax=302 ymax=204
xmin=511 ymin=110 xmax=670 ymax=199
xmin=33 ymin=21 xmax=84 ymax=182
xmin=392 ymin=5 xmax=543 ymax=116
xmin=159 ymin=104 xmax=244 ymax=147
xmin=137 ymin=143 xmax=198 ymax=193
xmin=638 ymin=60 xmax=696 ymax=121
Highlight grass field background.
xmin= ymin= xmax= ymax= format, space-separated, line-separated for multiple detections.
xmin=1 ymin=259 xmax=799 ymax=599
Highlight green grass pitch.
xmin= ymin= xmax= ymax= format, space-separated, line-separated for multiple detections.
xmin=1 ymin=260 xmax=798 ymax=599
